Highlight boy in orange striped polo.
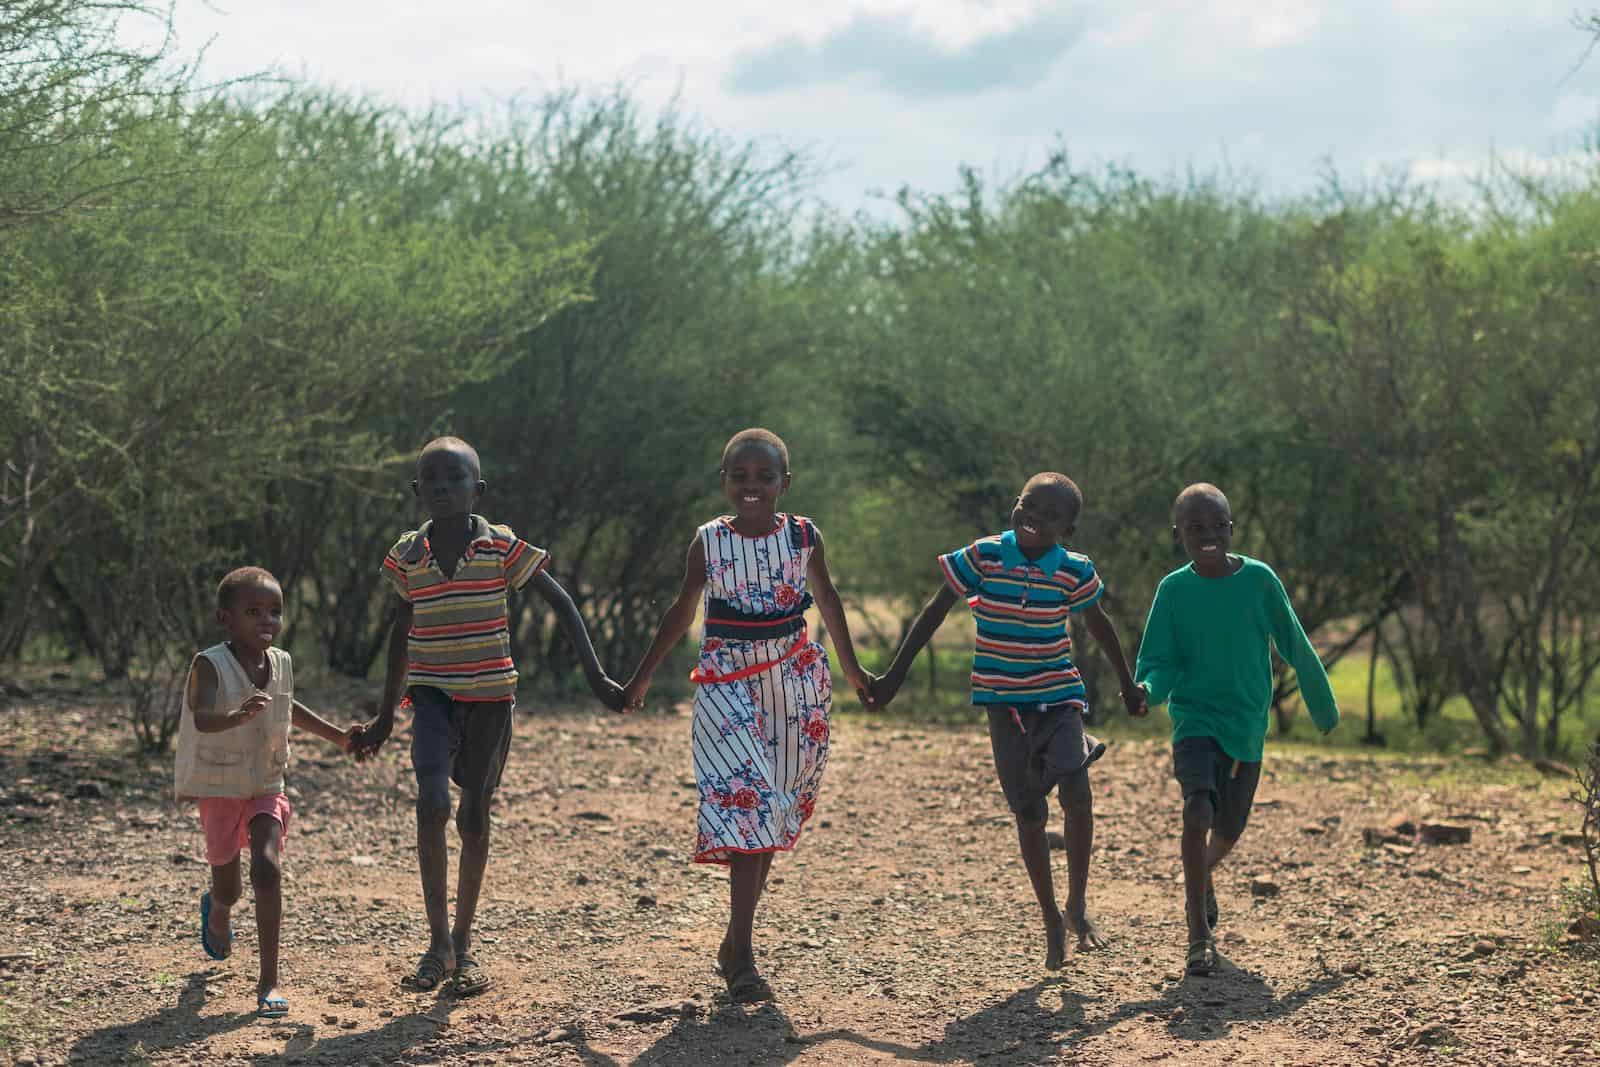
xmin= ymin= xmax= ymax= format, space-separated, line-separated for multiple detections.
xmin=352 ymin=436 xmax=624 ymax=996
xmin=870 ymin=473 xmax=1146 ymax=970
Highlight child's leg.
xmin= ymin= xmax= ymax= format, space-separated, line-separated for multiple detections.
xmin=449 ymin=701 xmax=513 ymax=986
xmin=247 ymin=813 xmax=284 ymax=1000
xmin=408 ymin=688 xmax=459 ymax=981
xmin=1057 ymin=769 xmax=1105 ymax=950
xmin=1201 ymin=759 xmax=1262 ymax=926
xmin=207 ymin=857 xmax=242 ymax=958
xmin=987 ymin=708 xmax=1073 ymax=967
xmin=1181 ymin=790 xmax=1215 ymax=946
xmin=720 ymin=853 xmax=769 ymax=972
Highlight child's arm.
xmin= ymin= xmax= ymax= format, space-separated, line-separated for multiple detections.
xmin=871 ymin=584 xmax=959 ymax=708
xmin=804 ymin=530 xmax=876 ymax=707
xmin=185 ymin=655 xmax=268 ymax=733
xmin=528 ymin=569 xmax=626 ymax=712
xmin=1267 ymin=572 xmax=1340 ymax=734
xmin=292 ymin=700 xmax=355 ymax=752
xmin=1133 ymin=585 xmax=1177 ymax=707
xmin=1080 ymin=601 xmax=1147 ymax=717
xmin=352 ymin=599 xmax=412 ymax=761
xmin=622 ymin=536 xmax=709 ymax=712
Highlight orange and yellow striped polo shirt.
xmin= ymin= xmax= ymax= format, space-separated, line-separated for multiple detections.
xmin=382 ymin=515 xmax=549 ymax=702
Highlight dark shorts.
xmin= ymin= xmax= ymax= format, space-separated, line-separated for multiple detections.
xmin=986 ymin=703 xmax=1106 ymax=824
xmin=1172 ymin=735 xmax=1262 ymax=842
xmin=409 ymin=685 xmax=513 ymax=834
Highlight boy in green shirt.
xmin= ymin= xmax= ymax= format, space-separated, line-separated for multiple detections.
xmin=1134 ymin=483 xmax=1339 ymax=975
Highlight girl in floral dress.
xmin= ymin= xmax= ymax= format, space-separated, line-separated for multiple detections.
xmin=623 ymin=427 xmax=874 ymax=1002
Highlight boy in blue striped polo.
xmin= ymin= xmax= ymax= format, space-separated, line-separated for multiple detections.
xmin=872 ymin=472 xmax=1147 ymax=969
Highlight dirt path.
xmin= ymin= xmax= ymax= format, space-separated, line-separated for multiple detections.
xmin=1 ymin=694 xmax=1595 ymax=1066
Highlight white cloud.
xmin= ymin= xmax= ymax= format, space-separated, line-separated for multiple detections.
xmin=121 ymin=0 xmax=1600 ymax=211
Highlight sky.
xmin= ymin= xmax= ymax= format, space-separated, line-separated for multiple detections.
xmin=132 ymin=0 xmax=1600 ymax=213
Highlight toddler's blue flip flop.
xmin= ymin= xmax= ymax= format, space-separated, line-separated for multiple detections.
xmin=200 ymin=891 xmax=230 ymax=961
xmin=257 ymin=991 xmax=289 ymax=1018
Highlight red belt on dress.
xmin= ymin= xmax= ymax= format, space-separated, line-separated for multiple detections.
xmin=689 ymin=623 xmax=809 ymax=685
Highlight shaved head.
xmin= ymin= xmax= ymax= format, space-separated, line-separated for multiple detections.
xmin=1174 ymin=482 xmax=1230 ymax=522
xmin=1022 ymin=472 xmax=1083 ymax=522
xmin=418 ymin=436 xmax=481 ymax=479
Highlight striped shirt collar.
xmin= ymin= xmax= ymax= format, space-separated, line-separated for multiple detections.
xmin=402 ymin=514 xmax=494 ymax=565
xmin=999 ymin=529 xmax=1065 ymax=573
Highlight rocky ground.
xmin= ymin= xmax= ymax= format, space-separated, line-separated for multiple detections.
xmin=0 ymin=688 xmax=1595 ymax=1066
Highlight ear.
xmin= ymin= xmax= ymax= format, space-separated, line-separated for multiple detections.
xmin=410 ymin=479 xmax=420 ymax=500
xmin=474 ymin=480 xmax=487 ymax=499
xmin=780 ymin=471 xmax=793 ymax=491
xmin=215 ymin=606 xmax=230 ymax=628
xmin=1171 ymin=525 xmax=1182 ymax=546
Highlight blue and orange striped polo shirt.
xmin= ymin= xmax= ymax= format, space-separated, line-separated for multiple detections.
xmin=382 ymin=515 xmax=549 ymax=702
xmin=938 ymin=530 xmax=1104 ymax=707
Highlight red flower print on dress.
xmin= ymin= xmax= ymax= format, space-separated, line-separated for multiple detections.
xmin=733 ymin=787 xmax=760 ymax=810
xmin=774 ymin=583 xmax=799 ymax=609
xmin=712 ymin=790 xmax=735 ymax=809
xmin=703 ymin=637 xmax=724 ymax=652
xmin=795 ymin=645 xmax=821 ymax=669
xmin=804 ymin=717 xmax=829 ymax=744
xmin=796 ymin=794 xmax=816 ymax=820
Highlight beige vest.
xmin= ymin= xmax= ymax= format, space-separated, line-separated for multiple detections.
xmin=174 ymin=644 xmax=293 ymax=801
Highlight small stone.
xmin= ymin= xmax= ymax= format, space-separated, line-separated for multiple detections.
xmin=575 ymin=873 xmax=590 ymax=886
xmin=1045 ymin=830 xmax=1066 ymax=850
xmin=349 ymin=855 xmax=376 ymax=867
xmin=540 ymin=1027 xmax=575 ymax=1044
xmin=1471 ymin=939 xmax=1496 ymax=957
xmin=350 ymin=997 xmax=367 ymax=1009
xmin=1418 ymin=822 xmax=1471 ymax=846
xmin=1382 ymin=843 xmax=1416 ymax=858
xmin=635 ymin=895 xmax=657 ymax=909
xmin=1300 ymin=824 xmax=1325 ymax=835
xmin=1249 ymin=876 xmax=1280 ymax=898
xmin=73 ymin=780 xmax=106 ymax=799
xmin=1510 ymin=866 xmax=1533 ymax=875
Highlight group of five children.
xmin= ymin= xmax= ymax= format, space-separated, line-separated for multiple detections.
xmin=175 ymin=428 xmax=1337 ymax=1017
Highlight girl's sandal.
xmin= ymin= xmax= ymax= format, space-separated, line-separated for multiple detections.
xmin=401 ymin=951 xmax=450 ymax=992
xmin=449 ymin=955 xmax=491 ymax=997
xmin=1185 ymin=937 xmax=1219 ymax=976
xmin=724 ymin=964 xmax=775 ymax=1004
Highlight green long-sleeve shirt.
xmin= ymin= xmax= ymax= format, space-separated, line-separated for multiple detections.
xmin=1134 ymin=556 xmax=1338 ymax=762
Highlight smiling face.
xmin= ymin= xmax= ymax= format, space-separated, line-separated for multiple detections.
xmin=720 ymin=439 xmax=790 ymax=529
xmin=1175 ymin=490 xmax=1235 ymax=576
xmin=1010 ymin=482 xmax=1078 ymax=556
xmin=413 ymin=443 xmax=484 ymax=522
xmin=217 ymin=580 xmax=284 ymax=655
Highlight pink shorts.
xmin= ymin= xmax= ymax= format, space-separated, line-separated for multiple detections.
xmin=196 ymin=793 xmax=292 ymax=867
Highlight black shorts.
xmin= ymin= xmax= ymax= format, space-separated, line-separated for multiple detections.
xmin=986 ymin=703 xmax=1106 ymax=824
xmin=1172 ymin=735 xmax=1261 ymax=842
xmin=409 ymin=685 xmax=513 ymax=834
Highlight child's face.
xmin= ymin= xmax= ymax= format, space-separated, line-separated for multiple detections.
xmin=413 ymin=447 xmax=484 ymax=521
xmin=218 ymin=581 xmax=283 ymax=654
xmin=720 ymin=441 xmax=790 ymax=522
xmin=1176 ymin=496 xmax=1234 ymax=571
xmin=1011 ymin=487 xmax=1076 ymax=552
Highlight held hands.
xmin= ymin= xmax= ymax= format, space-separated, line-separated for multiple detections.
xmin=1120 ymin=683 xmax=1150 ymax=719
xmin=622 ymin=674 xmax=652 ymax=715
xmin=596 ymin=674 xmax=628 ymax=714
xmin=349 ymin=712 xmax=394 ymax=763
xmin=846 ymin=667 xmax=880 ymax=710
xmin=866 ymin=673 xmax=900 ymax=710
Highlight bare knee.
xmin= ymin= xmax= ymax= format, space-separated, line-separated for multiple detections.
xmin=249 ymin=849 xmax=281 ymax=893
xmin=1058 ymin=770 xmax=1092 ymax=812
xmin=416 ymin=778 xmax=452 ymax=830
xmin=1182 ymin=794 xmax=1214 ymax=835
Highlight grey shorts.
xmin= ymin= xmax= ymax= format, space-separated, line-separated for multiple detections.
xmin=1172 ymin=735 xmax=1261 ymax=842
xmin=986 ymin=703 xmax=1105 ymax=823
xmin=408 ymin=686 xmax=513 ymax=834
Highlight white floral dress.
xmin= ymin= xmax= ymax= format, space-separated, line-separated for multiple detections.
xmin=690 ymin=514 xmax=831 ymax=864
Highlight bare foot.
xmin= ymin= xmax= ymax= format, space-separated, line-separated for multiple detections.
xmin=1044 ymin=918 xmax=1067 ymax=970
xmin=1064 ymin=907 xmax=1106 ymax=951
